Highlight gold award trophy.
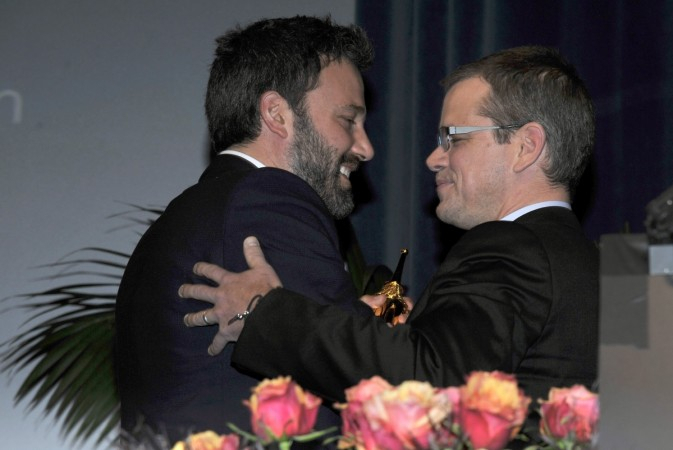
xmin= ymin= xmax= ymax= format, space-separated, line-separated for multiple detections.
xmin=373 ymin=248 xmax=409 ymax=325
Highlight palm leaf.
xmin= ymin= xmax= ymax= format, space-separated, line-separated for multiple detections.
xmin=0 ymin=205 xmax=160 ymax=446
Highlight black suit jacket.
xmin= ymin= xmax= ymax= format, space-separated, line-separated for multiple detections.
xmin=115 ymin=155 xmax=369 ymax=443
xmin=232 ymin=207 xmax=598 ymax=423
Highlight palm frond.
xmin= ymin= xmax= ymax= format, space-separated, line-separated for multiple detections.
xmin=0 ymin=205 xmax=160 ymax=446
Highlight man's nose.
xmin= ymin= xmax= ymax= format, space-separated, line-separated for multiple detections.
xmin=352 ymin=127 xmax=374 ymax=161
xmin=426 ymin=145 xmax=447 ymax=171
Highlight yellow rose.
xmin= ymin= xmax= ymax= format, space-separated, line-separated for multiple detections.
xmin=457 ymin=371 xmax=530 ymax=450
xmin=171 ymin=430 xmax=238 ymax=450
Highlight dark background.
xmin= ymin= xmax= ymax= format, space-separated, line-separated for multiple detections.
xmin=351 ymin=0 xmax=673 ymax=296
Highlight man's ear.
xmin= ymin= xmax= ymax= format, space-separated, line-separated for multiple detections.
xmin=513 ymin=122 xmax=546 ymax=173
xmin=259 ymin=91 xmax=291 ymax=139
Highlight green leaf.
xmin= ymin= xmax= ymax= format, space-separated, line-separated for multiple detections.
xmin=291 ymin=426 xmax=339 ymax=442
xmin=0 ymin=205 xmax=160 ymax=445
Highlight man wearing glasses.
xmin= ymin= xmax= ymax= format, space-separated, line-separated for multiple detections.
xmin=180 ymin=46 xmax=599 ymax=442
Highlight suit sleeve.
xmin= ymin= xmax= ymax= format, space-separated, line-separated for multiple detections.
xmin=232 ymin=220 xmax=553 ymax=402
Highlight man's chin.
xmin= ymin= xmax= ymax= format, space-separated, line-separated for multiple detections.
xmin=328 ymin=193 xmax=354 ymax=219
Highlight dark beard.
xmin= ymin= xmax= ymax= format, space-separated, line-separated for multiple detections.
xmin=288 ymin=111 xmax=355 ymax=219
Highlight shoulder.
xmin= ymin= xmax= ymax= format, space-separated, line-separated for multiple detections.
xmin=514 ymin=206 xmax=581 ymax=230
xmin=438 ymin=219 xmax=552 ymax=290
xmin=448 ymin=207 xmax=596 ymax=281
xmin=194 ymin=156 xmax=310 ymax=195
xmin=461 ymin=207 xmax=584 ymax=250
xmin=238 ymin=167 xmax=316 ymax=193
xmin=229 ymin=168 xmax=329 ymax=215
xmin=454 ymin=219 xmax=544 ymax=258
xmin=222 ymin=168 xmax=338 ymax=251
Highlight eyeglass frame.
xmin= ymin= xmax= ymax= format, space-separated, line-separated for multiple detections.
xmin=437 ymin=124 xmax=524 ymax=152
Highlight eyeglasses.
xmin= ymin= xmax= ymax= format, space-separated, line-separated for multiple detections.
xmin=437 ymin=124 xmax=523 ymax=152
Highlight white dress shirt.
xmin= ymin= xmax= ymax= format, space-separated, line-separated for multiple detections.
xmin=500 ymin=201 xmax=571 ymax=222
xmin=218 ymin=149 xmax=266 ymax=168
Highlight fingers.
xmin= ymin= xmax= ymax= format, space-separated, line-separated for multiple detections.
xmin=192 ymin=261 xmax=231 ymax=283
xmin=208 ymin=332 xmax=229 ymax=356
xmin=178 ymin=236 xmax=279 ymax=301
xmin=360 ymin=293 xmax=387 ymax=310
xmin=394 ymin=314 xmax=409 ymax=325
xmin=393 ymin=297 xmax=414 ymax=325
xmin=183 ymin=309 xmax=216 ymax=327
xmin=242 ymin=236 xmax=268 ymax=269
xmin=179 ymin=237 xmax=277 ymax=357
xmin=242 ymin=236 xmax=283 ymax=289
xmin=178 ymin=283 xmax=218 ymax=304
xmin=178 ymin=262 xmax=233 ymax=301
xmin=183 ymin=309 xmax=239 ymax=355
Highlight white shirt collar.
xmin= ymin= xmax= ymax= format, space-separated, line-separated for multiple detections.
xmin=500 ymin=201 xmax=571 ymax=222
xmin=217 ymin=149 xmax=266 ymax=168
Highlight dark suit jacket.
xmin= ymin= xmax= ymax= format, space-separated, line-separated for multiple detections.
xmin=232 ymin=207 xmax=598 ymax=431
xmin=115 ymin=155 xmax=369 ymax=443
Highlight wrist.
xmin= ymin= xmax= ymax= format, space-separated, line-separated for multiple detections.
xmin=227 ymin=294 xmax=264 ymax=325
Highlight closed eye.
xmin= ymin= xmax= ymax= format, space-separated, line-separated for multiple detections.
xmin=340 ymin=116 xmax=356 ymax=128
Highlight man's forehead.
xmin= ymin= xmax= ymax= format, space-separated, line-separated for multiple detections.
xmin=447 ymin=77 xmax=490 ymax=102
xmin=441 ymin=78 xmax=490 ymax=120
xmin=310 ymin=61 xmax=367 ymax=113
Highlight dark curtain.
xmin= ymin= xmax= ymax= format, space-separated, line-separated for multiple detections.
xmin=350 ymin=0 xmax=673 ymax=297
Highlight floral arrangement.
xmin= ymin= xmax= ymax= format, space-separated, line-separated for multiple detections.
xmin=171 ymin=372 xmax=599 ymax=450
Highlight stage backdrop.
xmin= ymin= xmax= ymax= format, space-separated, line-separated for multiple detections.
xmin=0 ymin=1 xmax=356 ymax=449
xmin=352 ymin=0 xmax=673 ymax=298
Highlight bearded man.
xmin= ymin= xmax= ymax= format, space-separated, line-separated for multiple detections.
xmin=114 ymin=16 xmax=375 ymax=445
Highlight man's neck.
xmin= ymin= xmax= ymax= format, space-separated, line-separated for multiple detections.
xmin=498 ymin=181 xmax=570 ymax=219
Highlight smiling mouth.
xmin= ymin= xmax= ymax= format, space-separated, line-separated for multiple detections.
xmin=340 ymin=165 xmax=352 ymax=179
xmin=436 ymin=178 xmax=454 ymax=187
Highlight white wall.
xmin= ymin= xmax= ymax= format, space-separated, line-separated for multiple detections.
xmin=0 ymin=1 xmax=355 ymax=448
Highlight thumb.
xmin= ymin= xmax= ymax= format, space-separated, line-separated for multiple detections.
xmin=243 ymin=236 xmax=269 ymax=269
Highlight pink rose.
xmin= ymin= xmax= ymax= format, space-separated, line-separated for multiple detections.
xmin=337 ymin=377 xmax=456 ymax=450
xmin=218 ymin=434 xmax=242 ymax=450
xmin=455 ymin=371 xmax=530 ymax=450
xmin=539 ymin=385 xmax=599 ymax=444
xmin=433 ymin=386 xmax=461 ymax=448
xmin=337 ymin=376 xmax=394 ymax=450
xmin=245 ymin=376 xmax=321 ymax=442
xmin=171 ymin=431 xmax=239 ymax=450
xmin=344 ymin=376 xmax=393 ymax=405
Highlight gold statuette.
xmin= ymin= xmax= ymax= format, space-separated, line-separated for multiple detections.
xmin=373 ymin=248 xmax=409 ymax=325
